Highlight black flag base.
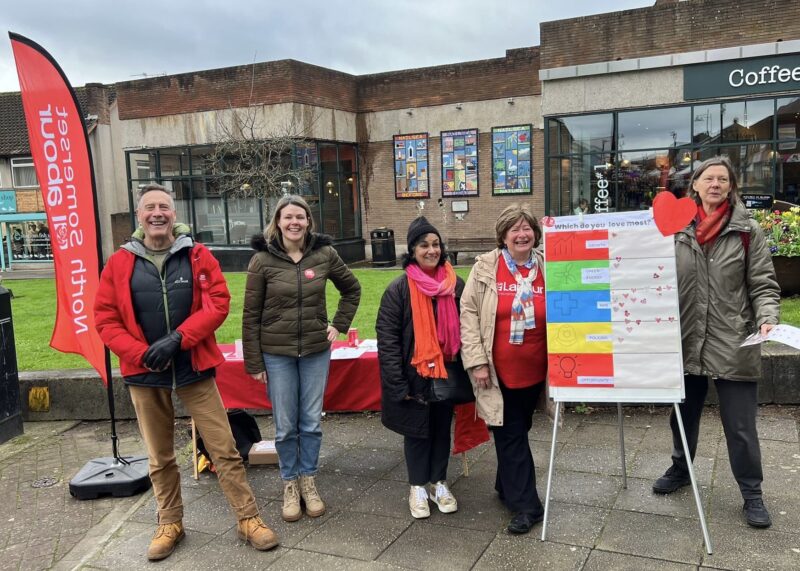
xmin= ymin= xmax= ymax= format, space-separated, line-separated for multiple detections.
xmin=69 ymin=356 xmax=152 ymax=500
xmin=69 ymin=456 xmax=151 ymax=500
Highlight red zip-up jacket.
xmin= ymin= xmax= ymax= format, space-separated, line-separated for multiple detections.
xmin=94 ymin=239 xmax=230 ymax=379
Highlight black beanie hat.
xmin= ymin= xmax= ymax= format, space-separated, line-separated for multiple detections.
xmin=406 ymin=216 xmax=441 ymax=251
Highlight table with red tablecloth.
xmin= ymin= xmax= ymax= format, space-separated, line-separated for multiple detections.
xmin=213 ymin=341 xmax=489 ymax=456
xmin=215 ymin=341 xmax=381 ymax=411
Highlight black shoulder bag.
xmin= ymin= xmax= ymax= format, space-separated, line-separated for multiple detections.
xmin=427 ymin=360 xmax=475 ymax=404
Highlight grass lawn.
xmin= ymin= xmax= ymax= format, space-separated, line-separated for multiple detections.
xmin=8 ymin=269 xmax=799 ymax=372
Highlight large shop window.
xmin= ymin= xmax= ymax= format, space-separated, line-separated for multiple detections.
xmin=549 ymin=114 xmax=613 ymax=155
xmin=618 ymin=108 xmax=691 ymax=151
xmin=546 ymin=96 xmax=800 ymax=215
xmin=7 ymin=220 xmax=52 ymax=261
xmin=126 ymin=142 xmax=361 ymax=245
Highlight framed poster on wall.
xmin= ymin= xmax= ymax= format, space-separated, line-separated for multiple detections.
xmin=393 ymin=133 xmax=430 ymax=199
xmin=492 ymin=124 xmax=532 ymax=195
xmin=441 ymin=128 xmax=479 ymax=197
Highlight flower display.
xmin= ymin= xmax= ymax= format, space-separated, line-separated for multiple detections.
xmin=752 ymin=207 xmax=800 ymax=257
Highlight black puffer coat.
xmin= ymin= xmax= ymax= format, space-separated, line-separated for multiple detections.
xmin=376 ymin=274 xmax=465 ymax=439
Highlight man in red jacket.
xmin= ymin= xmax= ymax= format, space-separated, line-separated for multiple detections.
xmin=94 ymin=184 xmax=278 ymax=561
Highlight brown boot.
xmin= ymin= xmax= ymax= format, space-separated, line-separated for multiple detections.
xmin=299 ymin=475 xmax=326 ymax=517
xmin=237 ymin=515 xmax=279 ymax=551
xmin=147 ymin=521 xmax=185 ymax=561
xmin=282 ymin=479 xmax=302 ymax=522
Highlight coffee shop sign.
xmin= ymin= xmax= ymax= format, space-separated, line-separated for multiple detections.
xmin=684 ymin=54 xmax=800 ymax=100
xmin=729 ymin=65 xmax=800 ymax=88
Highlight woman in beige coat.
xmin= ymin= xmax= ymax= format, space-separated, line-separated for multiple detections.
xmin=460 ymin=203 xmax=547 ymax=535
xmin=652 ymin=157 xmax=780 ymax=529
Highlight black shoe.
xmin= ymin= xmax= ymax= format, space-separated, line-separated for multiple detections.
xmin=507 ymin=511 xmax=544 ymax=534
xmin=652 ymin=465 xmax=691 ymax=494
xmin=743 ymin=498 xmax=772 ymax=528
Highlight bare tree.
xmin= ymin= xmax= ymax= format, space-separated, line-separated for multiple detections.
xmin=206 ymin=104 xmax=318 ymax=199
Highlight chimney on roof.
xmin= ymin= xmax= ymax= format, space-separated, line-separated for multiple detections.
xmin=83 ymin=83 xmax=110 ymax=125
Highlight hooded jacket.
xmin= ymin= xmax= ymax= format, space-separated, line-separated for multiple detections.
xmin=242 ymin=233 xmax=361 ymax=374
xmin=94 ymin=226 xmax=229 ymax=386
xmin=675 ymin=201 xmax=780 ymax=381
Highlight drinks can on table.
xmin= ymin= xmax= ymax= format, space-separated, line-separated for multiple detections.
xmin=347 ymin=328 xmax=359 ymax=347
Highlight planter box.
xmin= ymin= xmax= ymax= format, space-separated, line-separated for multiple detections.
xmin=773 ymin=255 xmax=800 ymax=297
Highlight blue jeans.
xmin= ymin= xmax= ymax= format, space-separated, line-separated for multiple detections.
xmin=263 ymin=349 xmax=331 ymax=480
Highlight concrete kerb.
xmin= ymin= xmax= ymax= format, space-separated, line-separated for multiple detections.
xmin=18 ymin=346 xmax=800 ymax=420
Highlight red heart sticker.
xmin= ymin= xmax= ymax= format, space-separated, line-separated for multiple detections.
xmin=304 ymin=269 xmax=315 ymax=279
xmin=652 ymin=192 xmax=696 ymax=237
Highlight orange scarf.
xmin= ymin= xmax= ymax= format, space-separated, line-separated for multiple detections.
xmin=407 ymin=264 xmax=457 ymax=379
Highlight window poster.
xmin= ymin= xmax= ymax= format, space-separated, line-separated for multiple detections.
xmin=543 ymin=210 xmax=685 ymax=403
xmin=441 ymin=128 xmax=479 ymax=197
xmin=394 ymin=133 xmax=430 ymax=199
xmin=492 ymin=125 xmax=532 ymax=195
xmin=294 ymin=141 xmax=318 ymax=169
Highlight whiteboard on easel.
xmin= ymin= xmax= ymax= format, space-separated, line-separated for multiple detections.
xmin=543 ymin=210 xmax=685 ymax=403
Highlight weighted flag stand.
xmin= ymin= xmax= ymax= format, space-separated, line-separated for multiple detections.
xmin=68 ymin=350 xmax=151 ymax=499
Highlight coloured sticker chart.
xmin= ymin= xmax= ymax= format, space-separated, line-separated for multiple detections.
xmin=543 ymin=210 xmax=685 ymax=403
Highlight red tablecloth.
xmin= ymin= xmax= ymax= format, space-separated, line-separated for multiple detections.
xmin=215 ymin=341 xmax=381 ymax=411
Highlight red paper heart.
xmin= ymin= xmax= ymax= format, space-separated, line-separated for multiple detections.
xmin=653 ymin=192 xmax=696 ymax=237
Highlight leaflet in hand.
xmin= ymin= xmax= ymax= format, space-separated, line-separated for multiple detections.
xmin=740 ymin=324 xmax=800 ymax=350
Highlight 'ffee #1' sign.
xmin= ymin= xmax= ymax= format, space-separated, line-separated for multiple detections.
xmin=543 ymin=210 xmax=685 ymax=403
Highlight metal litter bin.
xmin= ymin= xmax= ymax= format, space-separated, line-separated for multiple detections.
xmin=370 ymin=228 xmax=396 ymax=268
xmin=0 ymin=286 xmax=22 ymax=444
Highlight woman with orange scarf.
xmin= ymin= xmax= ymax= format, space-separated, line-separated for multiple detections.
xmin=376 ymin=217 xmax=466 ymax=519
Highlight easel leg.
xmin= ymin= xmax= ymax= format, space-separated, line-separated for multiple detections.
xmin=192 ymin=418 xmax=199 ymax=481
xmin=461 ymin=452 xmax=469 ymax=477
xmin=617 ymin=403 xmax=627 ymax=489
xmin=540 ymin=402 xmax=561 ymax=541
xmin=673 ymin=403 xmax=713 ymax=554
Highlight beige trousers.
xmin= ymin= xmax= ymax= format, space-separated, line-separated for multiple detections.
xmin=129 ymin=377 xmax=258 ymax=523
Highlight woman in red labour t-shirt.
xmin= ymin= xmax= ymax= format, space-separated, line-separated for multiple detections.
xmin=460 ymin=203 xmax=547 ymax=535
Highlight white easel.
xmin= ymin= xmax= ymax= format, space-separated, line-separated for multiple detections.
xmin=540 ymin=397 xmax=713 ymax=555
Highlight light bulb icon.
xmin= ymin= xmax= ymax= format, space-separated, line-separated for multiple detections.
xmin=559 ymin=356 xmax=577 ymax=378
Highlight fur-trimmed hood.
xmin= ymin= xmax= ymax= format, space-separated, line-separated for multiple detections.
xmin=249 ymin=232 xmax=334 ymax=253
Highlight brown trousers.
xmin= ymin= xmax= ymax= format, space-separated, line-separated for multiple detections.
xmin=129 ymin=377 xmax=259 ymax=524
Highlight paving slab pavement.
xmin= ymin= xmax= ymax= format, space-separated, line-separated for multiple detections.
xmin=1 ymin=406 xmax=799 ymax=570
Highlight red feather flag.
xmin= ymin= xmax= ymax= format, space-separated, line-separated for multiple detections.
xmin=10 ymin=33 xmax=108 ymax=385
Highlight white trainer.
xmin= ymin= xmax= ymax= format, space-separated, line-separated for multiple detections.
xmin=428 ymin=481 xmax=458 ymax=513
xmin=409 ymin=485 xmax=430 ymax=519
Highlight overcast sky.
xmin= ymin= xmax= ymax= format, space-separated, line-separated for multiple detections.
xmin=1 ymin=0 xmax=652 ymax=93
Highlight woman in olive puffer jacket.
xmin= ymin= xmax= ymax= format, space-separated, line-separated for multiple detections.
xmin=652 ymin=157 xmax=780 ymax=530
xmin=242 ymin=195 xmax=360 ymax=524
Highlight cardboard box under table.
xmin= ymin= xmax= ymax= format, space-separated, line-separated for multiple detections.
xmin=248 ymin=440 xmax=279 ymax=465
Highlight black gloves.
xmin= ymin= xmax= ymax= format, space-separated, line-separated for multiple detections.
xmin=143 ymin=331 xmax=183 ymax=371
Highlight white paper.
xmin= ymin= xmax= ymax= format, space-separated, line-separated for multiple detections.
xmin=740 ymin=324 xmax=800 ymax=350
xmin=234 ymin=339 xmax=244 ymax=359
xmin=252 ymin=440 xmax=276 ymax=452
xmin=331 ymin=346 xmax=366 ymax=360
xmin=357 ymin=339 xmax=378 ymax=351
